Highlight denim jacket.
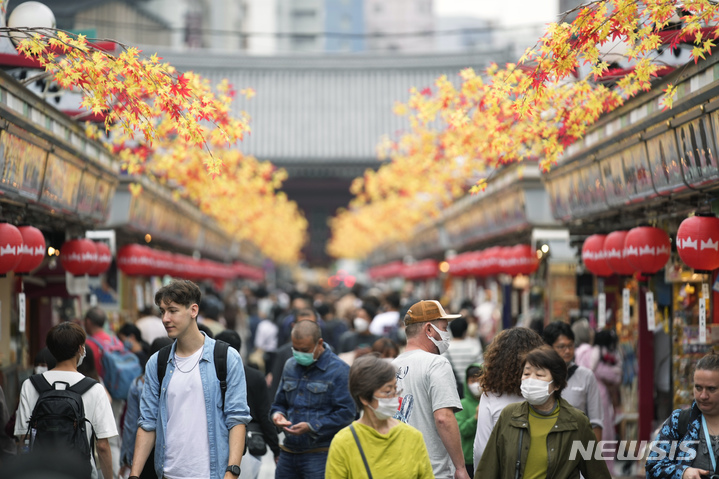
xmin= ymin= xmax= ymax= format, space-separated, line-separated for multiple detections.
xmin=138 ymin=334 xmax=251 ymax=479
xmin=646 ymin=402 xmax=703 ymax=479
xmin=270 ymin=347 xmax=355 ymax=451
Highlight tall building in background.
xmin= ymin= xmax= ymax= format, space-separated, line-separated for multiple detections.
xmin=240 ymin=0 xmax=278 ymax=54
xmin=276 ymin=0 xmax=364 ymax=53
xmin=365 ymin=0 xmax=434 ymax=53
xmin=435 ymin=16 xmax=493 ymax=53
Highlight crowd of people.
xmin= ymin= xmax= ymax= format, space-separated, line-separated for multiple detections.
xmin=0 ymin=279 xmax=715 ymax=479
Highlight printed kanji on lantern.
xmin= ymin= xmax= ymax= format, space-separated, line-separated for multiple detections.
xmin=676 ymin=215 xmax=719 ymax=271
xmin=0 ymin=222 xmax=23 ymax=275
xmin=15 ymin=225 xmax=46 ymax=273
xmin=88 ymin=242 xmax=112 ymax=276
xmin=582 ymin=234 xmax=613 ymax=277
xmin=117 ymin=244 xmax=154 ymax=276
xmin=603 ymin=231 xmax=635 ymax=276
xmin=512 ymin=244 xmax=540 ymax=276
xmin=60 ymin=238 xmax=98 ymax=275
xmin=624 ymin=227 xmax=671 ymax=274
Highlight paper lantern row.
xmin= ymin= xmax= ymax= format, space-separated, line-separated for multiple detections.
xmin=0 ymin=223 xmax=46 ymax=275
xmin=116 ymin=244 xmax=264 ymax=281
xmin=448 ymin=244 xmax=540 ymax=277
xmin=582 ymin=227 xmax=672 ymax=277
xmin=60 ymin=238 xmax=113 ymax=276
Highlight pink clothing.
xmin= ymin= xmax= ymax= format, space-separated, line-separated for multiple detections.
xmin=86 ymin=330 xmax=120 ymax=378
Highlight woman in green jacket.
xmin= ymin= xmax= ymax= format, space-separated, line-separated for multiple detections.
xmin=476 ymin=346 xmax=611 ymax=479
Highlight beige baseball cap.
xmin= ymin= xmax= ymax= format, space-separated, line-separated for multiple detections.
xmin=404 ymin=300 xmax=461 ymax=325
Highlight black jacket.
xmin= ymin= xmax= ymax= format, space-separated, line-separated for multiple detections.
xmin=245 ymin=365 xmax=280 ymax=457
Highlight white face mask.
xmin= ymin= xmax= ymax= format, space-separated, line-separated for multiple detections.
xmin=77 ymin=346 xmax=86 ymax=368
xmin=354 ymin=317 xmax=370 ymax=333
xmin=34 ymin=365 xmax=48 ymax=374
xmin=468 ymin=382 xmax=481 ymax=397
xmin=521 ymin=377 xmax=554 ymax=405
xmin=370 ymin=396 xmax=400 ymax=420
xmin=427 ymin=323 xmax=451 ymax=354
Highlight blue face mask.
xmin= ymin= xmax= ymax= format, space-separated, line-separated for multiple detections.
xmin=292 ymin=343 xmax=318 ymax=366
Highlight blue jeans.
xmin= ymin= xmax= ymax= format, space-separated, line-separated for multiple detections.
xmin=274 ymin=451 xmax=328 ymax=479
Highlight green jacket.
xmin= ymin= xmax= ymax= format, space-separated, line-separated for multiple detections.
xmin=476 ymin=398 xmax=611 ymax=479
xmin=455 ymin=362 xmax=481 ymax=464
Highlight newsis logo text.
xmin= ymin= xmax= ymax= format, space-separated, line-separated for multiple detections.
xmin=568 ymin=440 xmax=699 ymax=461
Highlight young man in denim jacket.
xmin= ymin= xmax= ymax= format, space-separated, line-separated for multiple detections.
xmin=271 ymin=320 xmax=355 ymax=478
xmin=130 ymin=280 xmax=251 ymax=479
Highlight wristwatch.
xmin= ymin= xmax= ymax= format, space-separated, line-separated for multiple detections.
xmin=226 ymin=465 xmax=241 ymax=476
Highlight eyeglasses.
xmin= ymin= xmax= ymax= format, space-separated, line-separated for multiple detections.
xmin=554 ymin=344 xmax=575 ymax=351
xmin=375 ymin=388 xmax=403 ymax=399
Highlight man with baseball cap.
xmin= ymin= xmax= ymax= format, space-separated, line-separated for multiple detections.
xmin=393 ymin=300 xmax=469 ymax=479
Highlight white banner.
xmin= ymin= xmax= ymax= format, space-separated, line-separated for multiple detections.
xmin=622 ymin=288 xmax=631 ymax=325
xmin=18 ymin=292 xmax=26 ymax=333
xmin=598 ymin=293 xmax=606 ymax=329
xmin=646 ymin=292 xmax=656 ymax=331
xmin=700 ymin=297 xmax=707 ymax=344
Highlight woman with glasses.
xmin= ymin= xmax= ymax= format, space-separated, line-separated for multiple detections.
xmin=325 ymin=354 xmax=433 ymax=478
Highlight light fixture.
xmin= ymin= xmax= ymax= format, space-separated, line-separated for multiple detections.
xmin=439 ymin=261 xmax=450 ymax=273
xmin=47 ymin=246 xmax=55 ymax=256
xmin=7 ymin=2 xmax=56 ymax=46
xmin=145 ymin=234 xmax=152 ymax=243
xmin=541 ymin=244 xmax=549 ymax=254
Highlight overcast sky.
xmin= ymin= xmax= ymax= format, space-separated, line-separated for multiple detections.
xmin=435 ymin=0 xmax=560 ymax=27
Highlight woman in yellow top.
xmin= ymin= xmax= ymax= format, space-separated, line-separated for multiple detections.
xmin=325 ymin=354 xmax=434 ymax=479
xmin=477 ymin=346 xmax=611 ymax=479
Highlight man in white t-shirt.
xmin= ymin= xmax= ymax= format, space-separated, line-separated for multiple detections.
xmin=14 ymin=321 xmax=117 ymax=479
xmin=136 ymin=306 xmax=167 ymax=345
xmin=130 ymin=280 xmax=251 ymax=479
xmin=393 ymin=300 xmax=469 ymax=479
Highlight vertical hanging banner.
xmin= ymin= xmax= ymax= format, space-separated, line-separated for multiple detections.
xmin=18 ymin=292 xmax=26 ymax=333
xmin=522 ymin=289 xmax=530 ymax=325
xmin=646 ymin=291 xmax=656 ymax=331
xmin=622 ymin=288 xmax=631 ymax=325
xmin=598 ymin=293 xmax=607 ymax=329
xmin=700 ymin=283 xmax=710 ymax=344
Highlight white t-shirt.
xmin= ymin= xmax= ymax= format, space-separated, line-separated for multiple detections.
xmin=14 ymin=370 xmax=118 ymax=478
xmin=393 ymin=349 xmax=462 ymax=479
xmin=369 ymin=311 xmax=400 ymax=336
xmin=164 ymin=347 xmax=211 ymax=479
xmin=473 ymin=391 xmax=524 ymax=471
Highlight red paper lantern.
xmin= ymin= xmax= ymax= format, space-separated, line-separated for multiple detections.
xmin=117 ymin=244 xmax=154 ymax=276
xmin=88 ymin=242 xmax=112 ymax=276
xmin=582 ymin=235 xmax=613 ymax=277
xmin=676 ymin=215 xmax=719 ymax=271
xmin=60 ymin=238 xmax=98 ymax=276
xmin=482 ymin=246 xmax=502 ymax=276
xmin=15 ymin=226 xmax=46 ymax=273
xmin=498 ymin=247 xmax=520 ymax=276
xmin=0 ymin=222 xmax=23 ymax=275
xmin=624 ymin=226 xmax=671 ymax=274
xmin=512 ymin=244 xmax=540 ymax=276
xmin=603 ymin=231 xmax=635 ymax=276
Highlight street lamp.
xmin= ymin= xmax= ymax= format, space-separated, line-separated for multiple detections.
xmin=7 ymin=1 xmax=56 ymax=46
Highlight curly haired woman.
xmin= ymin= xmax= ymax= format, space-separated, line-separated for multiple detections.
xmin=472 ymin=327 xmax=545 ymax=471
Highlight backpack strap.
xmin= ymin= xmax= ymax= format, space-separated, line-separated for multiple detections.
xmin=29 ymin=374 xmax=53 ymax=394
xmin=678 ymin=407 xmax=701 ymax=438
xmin=86 ymin=336 xmax=104 ymax=352
xmin=350 ymin=424 xmax=373 ymax=479
xmin=214 ymin=340 xmax=229 ymax=410
xmin=69 ymin=377 xmax=98 ymax=396
xmin=156 ymin=344 xmax=173 ymax=386
xmin=567 ymin=364 xmax=579 ymax=380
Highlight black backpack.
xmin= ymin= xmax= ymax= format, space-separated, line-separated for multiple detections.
xmin=156 ymin=340 xmax=230 ymax=408
xmin=26 ymin=375 xmax=97 ymax=476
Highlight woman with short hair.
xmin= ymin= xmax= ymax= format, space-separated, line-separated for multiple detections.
xmin=477 ymin=346 xmax=611 ymax=479
xmin=325 ymin=354 xmax=433 ymax=478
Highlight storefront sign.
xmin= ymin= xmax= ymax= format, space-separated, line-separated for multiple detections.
xmin=600 ymin=152 xmax=629 ymax=207
xmin=42 ymin=151 xmax=83 ymax=212
xmin=0 ymin=129 xmax=48 ymax=201
xmin=18 ymin=292 xmax=25 ymax=333
xmin=598 ymin=293 xmax=606 ymax=329
xmin=645 ymin=129 xmax=685 ymax=195
xmin=646 ymin=291 xmax=656 ymax=330
xmin=699 ymin=291 xmax=707 ymax=344
xmin=76 ymin=169 xmax=99 ymax=216
xmin=677 ymin=113 xmax=719 ymax=188
xmin=622 ymin=288 xmax=631 ymax=325
xmin=622 ymin=142 xmax=654 ymax=201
